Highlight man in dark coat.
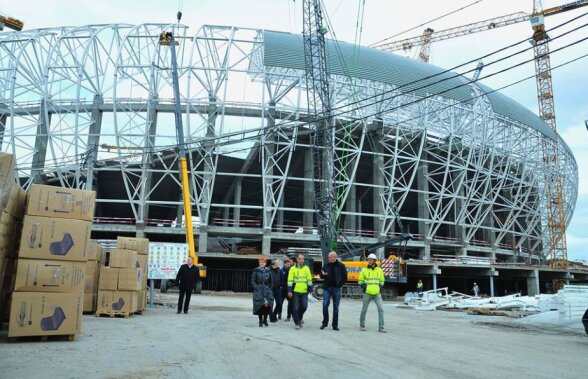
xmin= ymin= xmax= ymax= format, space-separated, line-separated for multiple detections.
xmin=175 ymin=257 xmax=200 ymax=314
xmin=269 ymin=260 xmax=283 ymax=322
xmin=320 ymin=251 xmax=347 ymax=330
xmin=281 ymin=257 xmax=294 ymax=321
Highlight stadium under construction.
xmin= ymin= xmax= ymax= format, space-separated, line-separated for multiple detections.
xmin=1 ymin=23 xmax=587 ymax=296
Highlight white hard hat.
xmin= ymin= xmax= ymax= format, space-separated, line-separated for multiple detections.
xmin=367 ymin=253 xmax=377 ymax=260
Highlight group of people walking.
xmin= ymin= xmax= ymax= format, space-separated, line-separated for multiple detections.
xmin=251 ymin=252 xmax=387 ymax=333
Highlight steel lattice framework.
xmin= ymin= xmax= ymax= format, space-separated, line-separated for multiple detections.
xmin=0 ymin=24 xmax=578 ymax=260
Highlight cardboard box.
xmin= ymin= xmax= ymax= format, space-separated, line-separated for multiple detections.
xmin=83 ymin=292 xmax=96 ymax=313
xmin=98 ymin=267 xmax=118 ymax=290
xmin=108 ymin=249 xmax=137 ymax=269
xmin=4 ymin=185 xmax=27 ymax=220
xmin=137 ymin=289 xmax=146 ymax=312
xmin=0 ymin=153 xmax=16 ymax=215
xmin=13 ymin=259 xmax=85 ymax=293
xmin=117 ymin=268 xmax=142 ymax=291
xmin=96 ymin=290 xmax=137 ymax=314
xmin=117 ymin=237 xmax=149 ymax=255
xmin=136 ymin=254 xmax=148 ymax=286
xmin=8 ymin=292 xmax=83 ymax=337
xmin=0 ymin=212 xmax=20 ymax=259
xmin=26 ymin=184 xmax=96 ymax=222
xmin=18 ymin=216 xmax=91 ymax=262
xmin=86 ymin=241 xmax=103 ymax=262
xmin=85 ymin=260 xmax=100 ymax=293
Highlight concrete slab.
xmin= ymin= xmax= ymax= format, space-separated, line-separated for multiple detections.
xmin=1 ymin=293 xmax=587 ymax=379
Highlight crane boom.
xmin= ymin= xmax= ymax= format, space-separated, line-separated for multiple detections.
xmin=159 ymin=16 xmax=204 ymax=276
xmin=372 ymin=0 xmax=588 ymax=53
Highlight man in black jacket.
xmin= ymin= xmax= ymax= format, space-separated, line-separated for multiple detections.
xmin=320 ymin=251 xmax=347 ymax=330
xmin=269 ymin=259 xmax=283 ymax=322
xmin=175 ymin=257 xmax=200 ymax=314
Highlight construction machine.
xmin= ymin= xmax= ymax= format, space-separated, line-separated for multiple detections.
xmin=158 ymin=12 xmax=207 ymax=293
xmin=0 ymin=15 xmax=23 ymax=31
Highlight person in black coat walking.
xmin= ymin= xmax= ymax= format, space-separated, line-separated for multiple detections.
xmin=252 ymin=256 xmax=274 ymax=327
xmin=175 ymin=257 xmax=200 ymax=314
xmin=281 ymin=257 xmax=294 ymax=321
xmin=320 ymin=251 xmax=347 ymax=330
xmin=269 ymin=259 xmax=283 ymax=322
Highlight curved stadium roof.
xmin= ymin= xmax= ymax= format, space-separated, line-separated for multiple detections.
xmin=263 ymin=30 xmax=572 ymax=155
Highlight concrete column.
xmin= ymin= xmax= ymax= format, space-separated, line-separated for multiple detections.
xmin=138 ymin=98 xmax=158 ymax=227
xmin=432 ymin=273 xmax=438 ymax=291
xmin=234 ymin=180 xmax=242 ymax=226
xmin=344 ymin=184 xmax=357 ymax=231
xmin=198 ymin=231 xmax=208 ymax=254
xmin=176 ymin=204 xmax=184 ymax=228
xmin=85 ymin=95 xmax=103 ymax=191
xmin=303 ymin=148 xmax=314 ymax=228
xmin=277 ymin=193 xmax=284 ymax=232
xmin=489 ymin=275 xmax=495 ymax=297
xmin=357 ymin=201 xmax=362 ymax=234
xmin=263 ymin=101 xmax=276 ymax=230
xmin=527 ymin=269 xmax=540 ymax=296
xmin=372 ymin=142 xmax=385 ymax=238
xmin=262 ymin=234 xmax=271 ymax=256
xmin=456 ymin=186 xmax=467 ymax=257
xmin=417 ymin=150 xmax=430 ymax=261
xmin=32 ymin=100 xmax=51 ymax=184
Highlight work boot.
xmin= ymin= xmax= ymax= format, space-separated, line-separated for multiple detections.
xmin=360 ymin=325 xmax=367 ymax=331
xmin=295 ymin=324 xmax=301 ymax=330
xmin=332 ymin=326 xmax=339 ymax=331
xmin=379 ymin=327 xmax=387 ymax=333
xmin=285 ymin=316 xmax=291 ymax=322
xmin=320 ymin=324 xmax=327 ymax=330
xmin=177 ymin=310 xmax=181 ymax=314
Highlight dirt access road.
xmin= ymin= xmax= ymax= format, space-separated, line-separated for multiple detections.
xmin=1 ymin=293 xmax=587 ymax=379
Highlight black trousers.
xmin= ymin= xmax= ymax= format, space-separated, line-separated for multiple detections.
xmin=178 ymin=289 xmax=192 ymax=312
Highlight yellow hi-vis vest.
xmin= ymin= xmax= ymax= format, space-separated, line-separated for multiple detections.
xmin=358 ymin=265 xmax=385 ymax=296
xmin=288 ymin=265 xmax=313 ymax=294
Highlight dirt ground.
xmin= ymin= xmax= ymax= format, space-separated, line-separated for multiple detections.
xmin=1 ymin=292 xmax=587 ymax=379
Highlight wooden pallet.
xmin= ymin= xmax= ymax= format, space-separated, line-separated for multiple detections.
xmin=95 ymin=311 xmax=132 ymax=319
xmin=7 ymin=334 xmax=76 ymax=342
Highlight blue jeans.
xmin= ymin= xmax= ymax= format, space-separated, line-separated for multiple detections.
xmin=322 ymin=287 xmax=341 ymax=328
xmin=292 ymin=292 xmax=308 ymax=325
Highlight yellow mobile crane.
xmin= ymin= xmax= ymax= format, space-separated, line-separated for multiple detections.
xmin=159 ymin=13 xmax=207 ymax=291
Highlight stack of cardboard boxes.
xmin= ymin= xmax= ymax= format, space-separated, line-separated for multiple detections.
xmin=0 ymin=153 xmax=27 ymax=321
xmin=96 ymin=237 xmax=148 ymax=316
xmin=8 ymin=184 xmax=95 ymax=339
xmin=83 ymin=241 xmax=103 ymax=313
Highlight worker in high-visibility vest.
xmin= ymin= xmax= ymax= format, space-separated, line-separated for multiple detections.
xmin=416 ymin=279 xmax=424 ymax=298
xmin=358 ymin=253 xmax=386 ymax=333
xmin=287 ymin=253 xmax=313 ymax=330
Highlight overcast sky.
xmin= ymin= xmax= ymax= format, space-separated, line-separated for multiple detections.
xmin=2 ymin=0 xmax=588 ymax=260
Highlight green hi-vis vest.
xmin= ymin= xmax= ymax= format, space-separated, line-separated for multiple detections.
xmin=359 ymin=266 xmax=385 ymax=295
xmin=288 ymin=265 xmax=313 ymax=293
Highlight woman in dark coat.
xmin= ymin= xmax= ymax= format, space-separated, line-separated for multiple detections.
xmin=251 ymin=256 xmax=274 ymax=327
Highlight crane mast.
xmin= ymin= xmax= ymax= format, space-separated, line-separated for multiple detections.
xmin=302 ymin=0 xmax=337 ymax=265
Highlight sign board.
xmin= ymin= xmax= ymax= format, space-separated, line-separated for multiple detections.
xmin=147 ymin=242 xmax=189 ymax=280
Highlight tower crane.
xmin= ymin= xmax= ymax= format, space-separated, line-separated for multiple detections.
xmin=372 ymin=0 xmax=588 ymax=272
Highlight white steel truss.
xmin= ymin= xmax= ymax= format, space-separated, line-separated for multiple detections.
xmin=0 ymin=24 xmax=578 ymax=259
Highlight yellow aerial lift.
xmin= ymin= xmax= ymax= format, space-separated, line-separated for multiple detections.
xmin=159 ymin=13 xmax=207 ymax=292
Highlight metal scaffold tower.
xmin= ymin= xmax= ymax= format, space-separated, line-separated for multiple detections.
xmin=303 ymin=0 xmax=337 ymax=263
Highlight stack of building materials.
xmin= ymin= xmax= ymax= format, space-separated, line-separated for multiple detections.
xmin=558 ymin=284 xmax=588 ymax=321
xmin=8 ymin=184 xmax=95 ymax=340
xmin=96 ymin=236 xmax=149 ymax=316
xmin=0 ymin=157 xmax=27 ymax=321
xmin=83 ymin=241 xmax=103 ymax=313
xmin=117 ymin=237 xmax=149 ymax=313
